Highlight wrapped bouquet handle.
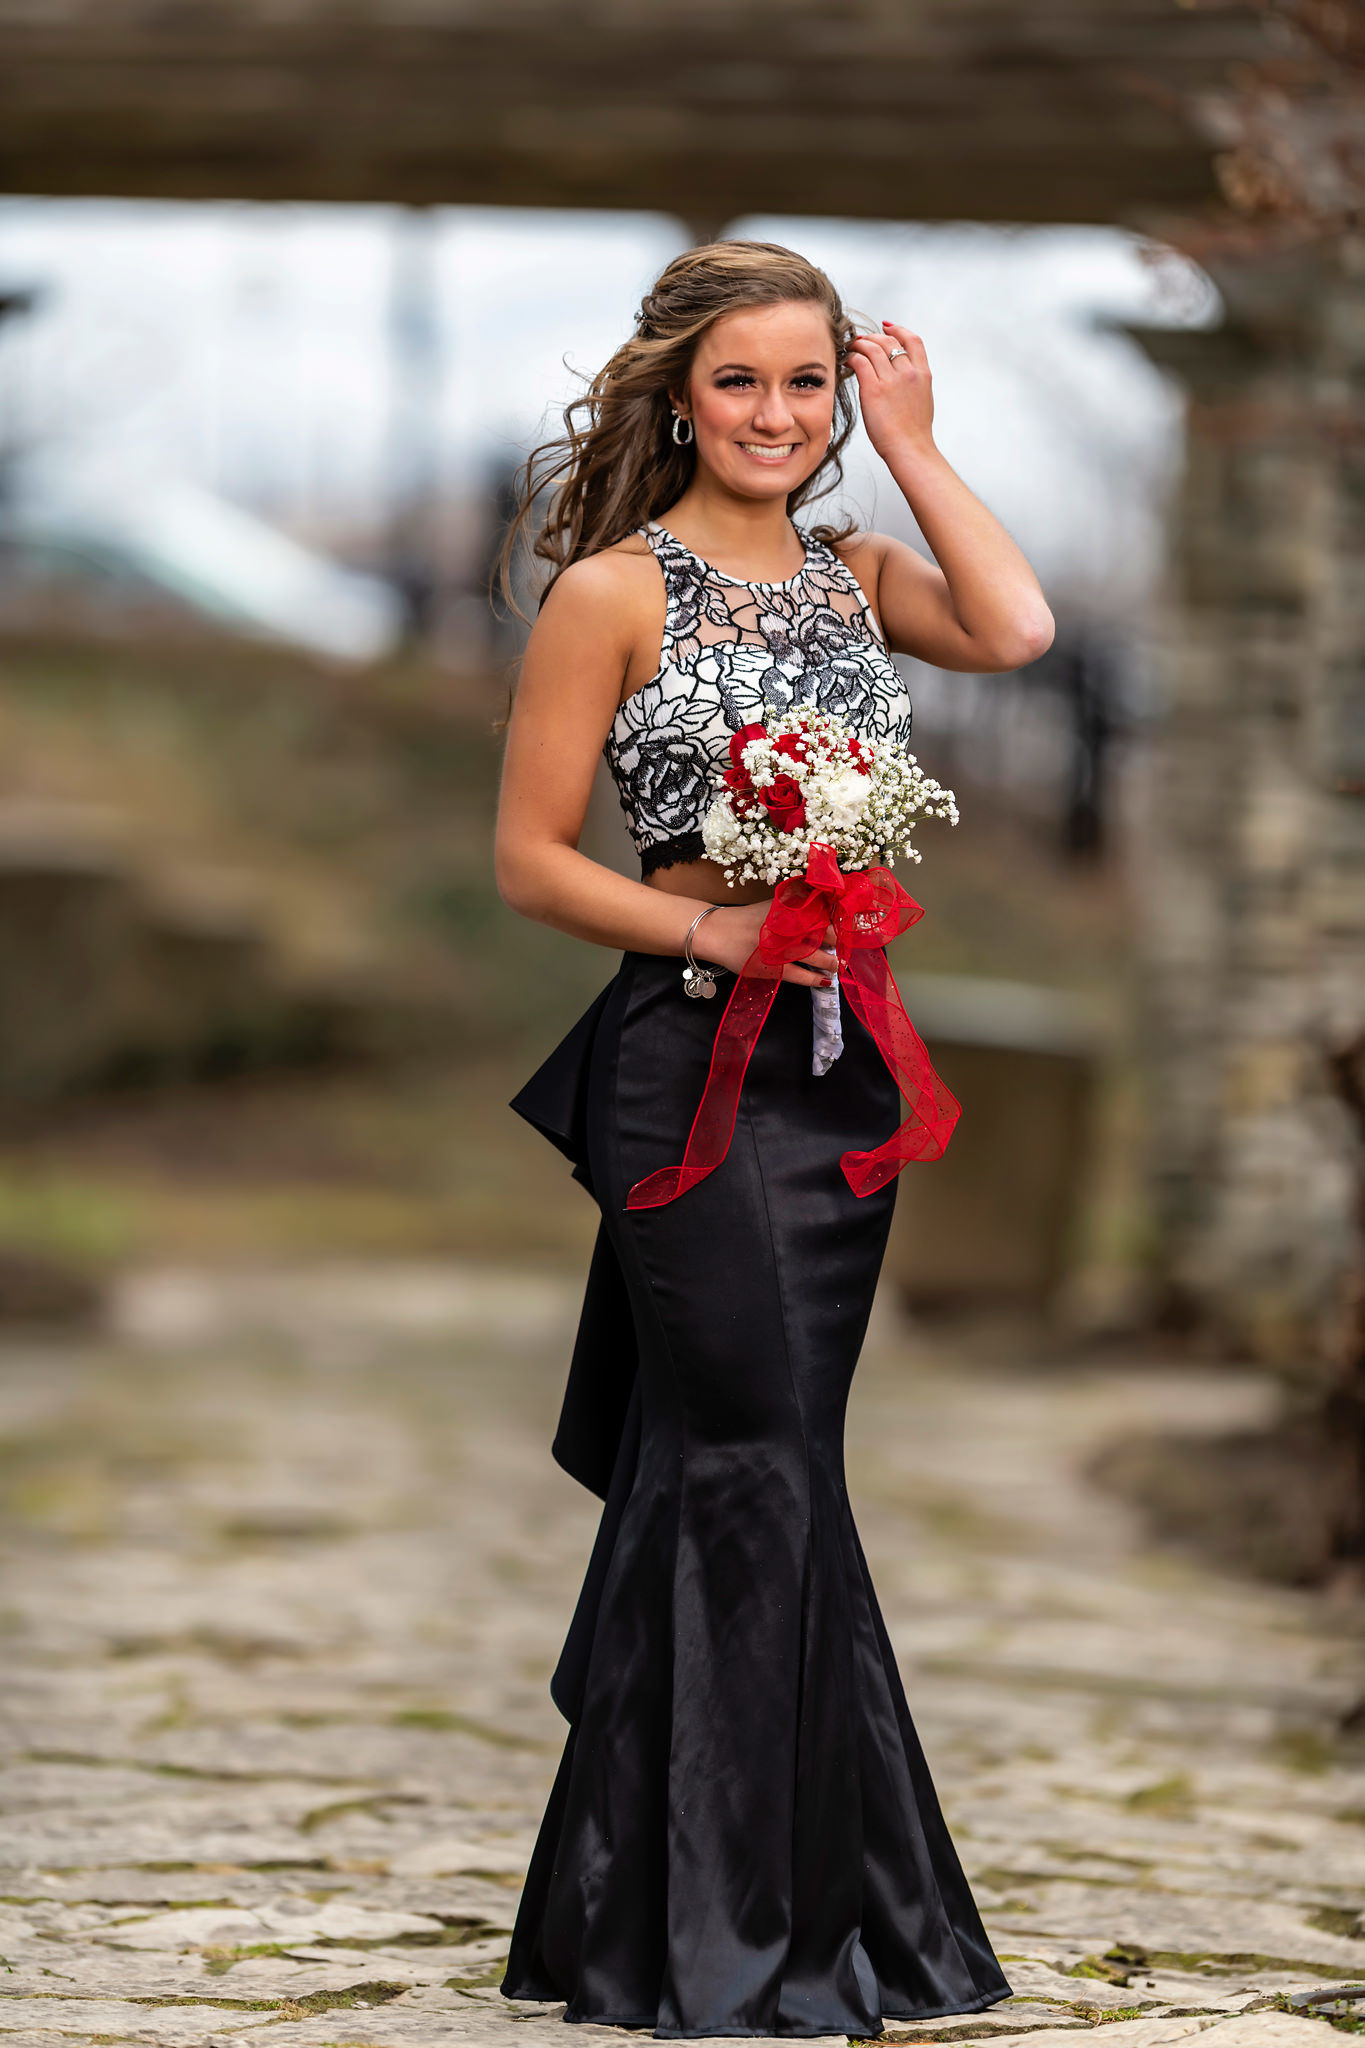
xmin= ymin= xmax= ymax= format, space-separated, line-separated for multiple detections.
xmin=625 ymin=841 xmax=960 ymax=1210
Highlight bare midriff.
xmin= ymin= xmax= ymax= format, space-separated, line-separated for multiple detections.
xmin=641 ymin=857 xmax=774 ymax=908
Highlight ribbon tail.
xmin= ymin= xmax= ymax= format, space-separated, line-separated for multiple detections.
xmin=838 ymin=946 xmax=961 ymax=1197
xmin=624 ymin=947 xmax=782 ymax=1209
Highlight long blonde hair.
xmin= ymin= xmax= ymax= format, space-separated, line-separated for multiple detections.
xmin=496 ymin=239 xmax=860 ymax=625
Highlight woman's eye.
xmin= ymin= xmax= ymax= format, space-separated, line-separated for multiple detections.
xmin=715 ymin=373 xmax=828 ymax=390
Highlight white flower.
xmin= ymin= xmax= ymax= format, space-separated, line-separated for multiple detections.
xmin=701 ymin=794 xmax=743 ymax=860
xmin=740 ymin=736 xmax=779 ymax=784
xmin=820 ymin=765 xmax=872 ymax=832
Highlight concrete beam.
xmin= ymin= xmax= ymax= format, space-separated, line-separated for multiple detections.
xmin=0 ymin=0 xmax=1274 ymax=223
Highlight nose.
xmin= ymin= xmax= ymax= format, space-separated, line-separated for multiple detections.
xmin=751 ymin=384 xmax=797 ymax=438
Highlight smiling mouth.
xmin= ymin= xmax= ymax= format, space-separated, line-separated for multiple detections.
xmin=738 ymin=442 xmax=798 ymax=462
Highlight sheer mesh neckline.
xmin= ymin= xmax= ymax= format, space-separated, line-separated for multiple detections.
xmin=603 ymin=515 xmax=914 ymax=872
xmin=644 ymin=519 xmax=818 ymax=591
xmin=610 ymin=516 xmax=887 ymax=741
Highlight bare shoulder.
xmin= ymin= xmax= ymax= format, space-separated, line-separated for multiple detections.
xmin=539 ymin=534 xmax=659 ymax=626
xmin=518 ymin=537 xmax=664 ymax=714
xmin=828 ymin=528 xmax=893 ymax=575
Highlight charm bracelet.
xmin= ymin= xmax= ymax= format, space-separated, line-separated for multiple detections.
xmin=681 ymin=903 xmax=720 ymax=999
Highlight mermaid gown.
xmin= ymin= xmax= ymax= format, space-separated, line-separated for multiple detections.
xmin=499 ymin=949 xmax=1013 ymax=2037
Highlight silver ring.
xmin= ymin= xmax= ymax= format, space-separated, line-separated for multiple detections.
xmin=886 ymin=345 xmax=907 ymax=362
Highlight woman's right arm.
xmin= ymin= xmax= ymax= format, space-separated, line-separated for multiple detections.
xmin=493 ymin=556 xmax=836 ymax=988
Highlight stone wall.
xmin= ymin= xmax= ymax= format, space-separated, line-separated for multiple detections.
xmin=1132 ymin=238 xmax=1365 ymax=1389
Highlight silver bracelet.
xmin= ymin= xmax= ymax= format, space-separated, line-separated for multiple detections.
xmin=682 ymin=904 xmax=720 ymax=1000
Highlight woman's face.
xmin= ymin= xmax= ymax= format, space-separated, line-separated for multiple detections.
xmin=677 ymin=300 xmax=838 ymax=502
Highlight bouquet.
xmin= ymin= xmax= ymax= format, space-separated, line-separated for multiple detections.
xmin=622 ymin=702 xmax=963 ymax=1213
xmin=701 ymin=706 xmax=958 ymax=890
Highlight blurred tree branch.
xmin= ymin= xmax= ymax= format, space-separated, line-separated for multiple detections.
xmin=1177 ymin=0 xmax=1365 ymax=246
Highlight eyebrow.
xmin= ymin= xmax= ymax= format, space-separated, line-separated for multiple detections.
xmin=710 ymin=360 xmax=830 ymax=374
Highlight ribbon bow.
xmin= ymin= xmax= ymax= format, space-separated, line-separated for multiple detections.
xmin=625 ymin=840 xmax=961 ymax=1210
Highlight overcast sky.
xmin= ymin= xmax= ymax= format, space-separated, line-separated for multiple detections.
xmin=0 ymin=200 xmax=1219 ymax=616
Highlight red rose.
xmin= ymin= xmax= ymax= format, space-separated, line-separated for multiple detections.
xmin=759 ymin=773 xmax=807 ymax=833
xmin=846 ymin=735 xmax=873 ymax=774
xmin=774 ymin=731 xmax=810 ymax=767
xmin=729 ymin=722 xmax=767 ymax=770
xmin=722 ymin=763 xmax=756 ymax=810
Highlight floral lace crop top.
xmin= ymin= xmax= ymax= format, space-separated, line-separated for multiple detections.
xmin=603 ymin=520 xmax=914 ymax=875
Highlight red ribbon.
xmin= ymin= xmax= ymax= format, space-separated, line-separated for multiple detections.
xmin=625 ymin=840 xmax=961 ymax=1210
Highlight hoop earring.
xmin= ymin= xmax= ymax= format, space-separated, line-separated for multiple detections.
xmin=671 ymin=410 xmax=694 ymax=447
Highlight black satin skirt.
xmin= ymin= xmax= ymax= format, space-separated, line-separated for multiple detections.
xmin=501 ymin=947 xmax=1013 ymax=2039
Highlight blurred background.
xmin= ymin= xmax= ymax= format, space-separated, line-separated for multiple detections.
xmin=0 ymin=10 xmax=1363 ymax=2034
xmin=0 ymin=0 xmax=1359 ymax=1588
xmin=0 ymin=0 xmax=1361 ymax=1580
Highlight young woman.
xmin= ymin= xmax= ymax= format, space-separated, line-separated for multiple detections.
xmin=494 ymin=239 xmax=1053 ymax=2040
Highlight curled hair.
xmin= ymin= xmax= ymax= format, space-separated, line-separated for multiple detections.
xmin=496 ymin=239 xmax=861 ymax=628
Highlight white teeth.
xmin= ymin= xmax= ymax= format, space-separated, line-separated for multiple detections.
xmin=740 ymin=443 xmax=796 ymax=459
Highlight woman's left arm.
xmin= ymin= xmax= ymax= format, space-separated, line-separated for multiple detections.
xmin=846 ymin=320 xmax=1056 ymax=674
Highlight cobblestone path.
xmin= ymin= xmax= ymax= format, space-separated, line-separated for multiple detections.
xmin=1 ymin=1264 xmax=1362 ymax=2048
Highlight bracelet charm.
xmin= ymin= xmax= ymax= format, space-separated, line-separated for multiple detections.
xmin=683 ymin=962 xmax=717 ymax=1000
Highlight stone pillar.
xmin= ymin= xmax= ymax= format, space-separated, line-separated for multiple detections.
xmin=1129 ymin=239 xmax=1365 ymax=1395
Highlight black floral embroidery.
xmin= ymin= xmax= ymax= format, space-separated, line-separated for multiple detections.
xmin=603 ymin=523 xmax=914 ymax=868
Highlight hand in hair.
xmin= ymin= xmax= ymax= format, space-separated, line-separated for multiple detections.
xmin=845 ymin=321 xmax=935 ymax=464
xmin=841 ymin=316 xmax=1055 ymax=674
